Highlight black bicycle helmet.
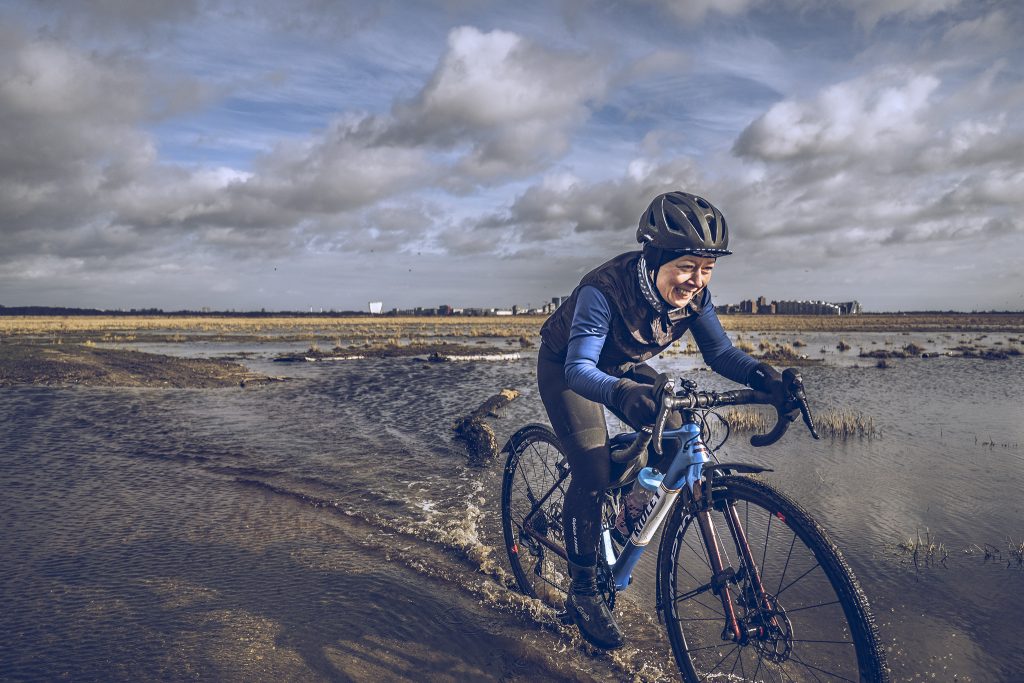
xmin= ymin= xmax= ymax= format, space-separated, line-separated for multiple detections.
xmin=636 ymin=191 xmax=732 ymax=257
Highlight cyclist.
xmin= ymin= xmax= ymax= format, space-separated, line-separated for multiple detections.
xmin=537 ymin=191 xmax=789 ymax=650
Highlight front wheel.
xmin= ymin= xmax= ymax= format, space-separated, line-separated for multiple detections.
xmin=658 ymin=475 xmax=889 ymax=682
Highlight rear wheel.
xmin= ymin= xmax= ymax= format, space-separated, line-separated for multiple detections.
xmin=658 ymin=475 xmax=889 ymax=682
xmin=501 ymin=425 xmax=621 ymax=609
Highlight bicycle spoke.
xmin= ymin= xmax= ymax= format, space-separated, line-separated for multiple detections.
xmin=761 ymin=507 xmax=774 ymax=571
xmin=751 ymin=652 xmax=765 ymax=682
xmin=729 ymin=647 xmax=743 ymax=678
xmin=683 ymin=641 xmax=741 ymax=654
xmin=681 ymin=533 xmax=712 ymax=571
xmin=776 ymin=530 xmax=798 ymax=597
xmin=706 ymin=643 xmax=742 ymax=677
xmin=784 ymin=651 xmax=860 ymax=682
xmin=777 ymin=561 xmax=822 ymax=599
xmin=790 ymin=637 xmax=856 ymax=646
xmin=673 ymin=525 xmax=723 ymax=615
xmin=784 ymin=598 xmax=841 ymax=614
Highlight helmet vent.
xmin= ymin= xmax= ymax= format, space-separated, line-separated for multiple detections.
xmin=695 ymin=196 xmax=711 ymax=209
xmin=679 ymin=207 xmax=700 ymax=234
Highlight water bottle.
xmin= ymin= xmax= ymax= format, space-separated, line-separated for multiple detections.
xmin=619 ymin=467 xmax=665 ymax=536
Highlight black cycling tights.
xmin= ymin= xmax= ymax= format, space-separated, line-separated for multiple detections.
xmin=537 ymin=346 xmax=678 ymax=567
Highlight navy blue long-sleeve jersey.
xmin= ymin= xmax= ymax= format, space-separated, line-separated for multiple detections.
xmin=564 ymin=285 xmax=758 ymax=404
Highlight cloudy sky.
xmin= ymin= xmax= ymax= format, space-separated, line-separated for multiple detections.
xmin=2 ymin=0 xmax=1021 ymax=312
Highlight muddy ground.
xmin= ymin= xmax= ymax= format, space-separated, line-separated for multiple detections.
xmin=0 ymin=342 xmax=277 ymax=388
xmin=0 ymin=339 xmax=520 ymax=388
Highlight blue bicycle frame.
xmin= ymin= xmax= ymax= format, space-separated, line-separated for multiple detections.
xmin=606 ymin=422 xmax=707 ymax=591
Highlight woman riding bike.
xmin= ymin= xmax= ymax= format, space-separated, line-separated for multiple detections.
xmin=537 ymin=191 xmax=796 ymax=650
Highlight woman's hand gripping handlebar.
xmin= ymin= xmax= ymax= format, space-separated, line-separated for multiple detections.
xmin=609 ymin=373 xmax=675 ymax=464
xmin=610 ymin=369 xmax=820 ymax=465
xmin=748 ymin=368 xmax=821 ymax=447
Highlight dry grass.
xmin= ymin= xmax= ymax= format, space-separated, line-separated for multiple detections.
xmin=4 ymin=312 xmax=1024 ymax=340
xmin=897 ymin=529 xmax=948 ymax=568
xmin=0 ymin=315 xmax=547 ymax=343
xmin=963 ymin=539 xmax=1024 ymax=569
xmin=716 ymin=313 xmax=1024 ymax=333
xmin=712 ymin=406 xmax=877 ymax=439
xmin=816 ymin=408 xmax=879 ymax=438
xmin=733 ymin=336 xmax=756 ymax=353
xmin=757 ymin=343 xmax=805 ymax=362
xmin=716 ymin=408 xmax=771 ymax=434
xmin=1009 ymin=539 xmax=1024 ymax=567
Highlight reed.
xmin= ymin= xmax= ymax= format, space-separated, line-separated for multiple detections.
xmin=902 ymin=342 xmax=926 ymax=355
xmin=4 ymin=313 xmax=1023 ymax=342
xmin=1008 ymin=539 xmax=1024 ymax=567
xmin=0 ymin=315 xmax=549 ymax=341
xmin=713 ymin=406 xmax=878 ymax=439
xmin=897 ymin=528 xmax=948 ymax=568
xmin=716 ymin=408 xmax=771 ymax=434
xmin=733 ymin=336 xmax=756 ymax=353
xmin=815 ymin=408 xmax=880 ymax=438
xmin=757 ymin=343 xmax=804 ymax=362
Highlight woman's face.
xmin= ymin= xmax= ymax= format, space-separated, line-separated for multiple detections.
xmin=655 ymin=255 xmax=716 ymax=309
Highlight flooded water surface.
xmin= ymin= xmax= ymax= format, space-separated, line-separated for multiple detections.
xmin=2 ymin=334 xmax=1023 ymax=681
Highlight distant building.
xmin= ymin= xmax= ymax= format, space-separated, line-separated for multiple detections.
xmin=551 ymin=295 xmax=570 ymax=308
xmin=836 ymin=301 xmax=862 ymax=315
xmin=721 ymin=296 xmax=861 ymax=315
xmin=438 ymin=304 xmax=452 ymax=316
xmin=774 ymin=300 xmax=841 ymax=315
xmin=368 ymin=301 xmax=383 ymax=314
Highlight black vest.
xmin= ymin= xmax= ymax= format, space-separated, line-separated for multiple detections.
xmin=540 ymin=251 xmax=707 ymax=377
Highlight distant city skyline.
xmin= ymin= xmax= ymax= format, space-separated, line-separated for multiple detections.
xmin=20 ymin=293 xmax=1024 ymax=316
xmin=1 ymin=2 xmax=1022 ymax=312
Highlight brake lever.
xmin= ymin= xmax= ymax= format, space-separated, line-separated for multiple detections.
xmin=651 ymin=375 xmax=676 ymax=456
xmin=797 ymin=397 xmax=820 ymax=439
xmin=782 ymin=368 xmax=820 ymax=440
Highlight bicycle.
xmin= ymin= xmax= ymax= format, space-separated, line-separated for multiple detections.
xmin=500 ymin=370 xmax=889 ymax=682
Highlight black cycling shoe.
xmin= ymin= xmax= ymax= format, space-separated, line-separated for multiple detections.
xmin=566 ymin=562 xmax=625 ymax=650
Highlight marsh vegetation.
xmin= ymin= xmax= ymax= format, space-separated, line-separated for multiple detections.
xmin=714 ymin=407 xmax=878 ymax=439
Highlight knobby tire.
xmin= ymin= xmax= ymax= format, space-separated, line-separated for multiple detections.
xmin=658 ymin=475 xmax=889 ymax=683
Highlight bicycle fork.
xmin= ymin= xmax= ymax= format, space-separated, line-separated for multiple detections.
xmin=694 ymin=486 xmax=779 ymax=645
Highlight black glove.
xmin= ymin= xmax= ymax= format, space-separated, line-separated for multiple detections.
xmin=611 ymin=379 xmax=659 ymax=427
xmin=748 ymin=362 xmax=786 ymax=405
